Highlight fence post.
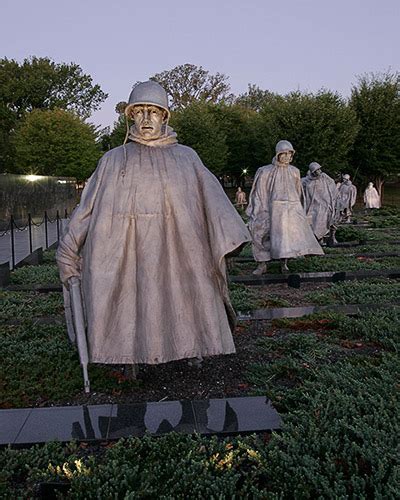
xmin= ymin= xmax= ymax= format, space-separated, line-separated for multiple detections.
xmin=28 ymin=213 xmax=33 ymax=254
xmin=10 ymin=215 xmax=15 ymax=269
xmin=56 ymin=210 xmax=60 ymax=241
xmin=44 ymin=211 xmax=49 ymax=249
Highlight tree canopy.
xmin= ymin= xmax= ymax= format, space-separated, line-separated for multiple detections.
xmin=12 ymin=109 xmax=101 ymax=181
xmin=257 ymin=90 xmax=359 ymax=177
xmin=150 ymin=63 xmax=232 ymax=110
xmin=0 ymin=57 xmax=107 ymax=173
xmin=0 ymin=57 xmax=107 ymax=119
xmin=171 ymin=102 xmax=228 ymax=173
xmin=350 ymin=71 xmax=400 ymax=189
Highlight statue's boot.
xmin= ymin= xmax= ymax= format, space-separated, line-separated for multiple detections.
xmin=123 ymin=364 xmax=139 ymax=379
xmin=252 ymin=262 xmax=267 ymax=276
xmin=327 ymin=227 xmax=338 ymax=247
xmin=188 ymin=356 xmax=203 ymax=368
xmin=281 ymin=259 xmax=289 ymax=274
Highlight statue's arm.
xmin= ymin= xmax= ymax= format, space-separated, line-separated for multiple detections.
xmin=56 ymin=158 xmax=107 ymax=285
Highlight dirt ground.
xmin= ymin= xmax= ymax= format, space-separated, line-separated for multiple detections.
xmin=52 ymin=282 xmax=332 ymax=408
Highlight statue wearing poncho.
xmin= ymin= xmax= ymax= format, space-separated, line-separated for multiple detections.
xmin=57 ymin=81 xmax=250 ymax=365
xmin=338 ymin=174 xmax=357 ymax=223
xmin=302 ymin=162 xmax=340 ymax=241
xmin=364 ymin=182 xmax=380 ymax=209
xmin=246 ymin=141 xmax=323 ymax=274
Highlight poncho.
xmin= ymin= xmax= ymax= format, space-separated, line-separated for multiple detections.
xmin=57 ymin=130 xmax=250 ymax=364
xmin=246 ymin=159 xmax=323 ymax=262
xmin=338 ymin=181 xmax=357 ymax=211
xmin=302 ymin=171 xmax=339 ymax=240
xmin=364 ymin=186 xmax=380 ymax=209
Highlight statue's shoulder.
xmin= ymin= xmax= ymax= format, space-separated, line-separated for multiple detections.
xmin=256 ymin=164 xmax=274 ymax=176
xmin=174 ymin=143 xmax=199 ymax=159
xmin=100 ymin=144 xmax=127 ymax=162
xmin=289 ymin=164 xmax=300 ymax=176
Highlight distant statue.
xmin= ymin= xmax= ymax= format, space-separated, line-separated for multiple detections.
xmin=235 ymin=187 xmax=247 ymax=209
xmin=338 ymin=174 xmax=357 ymax=223
xmin=57 ymin=81 xmax=250 ymax=376
xmin=246 ymin=140 xmax=323 ymax=275
xmin=302 ymin=162 xmax=340 ymax=245
xmin=364 ymin=182 xmax=381 ymax=209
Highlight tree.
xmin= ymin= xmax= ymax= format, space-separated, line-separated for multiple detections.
xmin=12 ymin=109 xmax=101 ymax=180
xmin=209 ymin=103 xmax=264 ymax=181
xmin=0 ymin=57 xmax=107 ymax=172
xmin=350 ymin=71 xmax=400 ymax=195
xmin=150 ymin=64 xmax=232 ymax=110
xmin=235 ymin=84 xmax=275 ymax=112
xmin=258 ymin=90 xmax=359 ymax=177
xmin=0 ymin=57 xmax=107 ymax=119
xmin=170 ymin=102 xmax=228 ymax=174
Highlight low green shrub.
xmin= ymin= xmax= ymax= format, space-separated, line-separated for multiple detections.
xmin=335 ymin=226 xmax=366 ymax=243
xmin=288 ymin=255 xmax=400 ymax=273
xmin=304 ymin=278 xmax=400 ymax=305
xmin=10 ymin=264 xmax=60 ymax=285
xmin=0 ymin=291 xmax=64 ymax=321
xmin=229 ymin=283 xmax=290 ymax=311
xmin=42 ymin=249 xmax=56 ymax=264
xmin=0 ymin=322 xmax=137 ymax=407
xmin=2 ymin=355 xmax=399 ymax=498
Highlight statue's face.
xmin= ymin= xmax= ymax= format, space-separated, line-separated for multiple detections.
xmin=277 ymin=151 xmax=293 ymax=165
xmin=312 ymin=168 xmax=322 ymax=178
xmin=131 ymin=104 xmax=165 ymax=140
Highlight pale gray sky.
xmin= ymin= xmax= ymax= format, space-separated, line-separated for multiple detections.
xmin=1 ymin=0 xmax=398 ymax=129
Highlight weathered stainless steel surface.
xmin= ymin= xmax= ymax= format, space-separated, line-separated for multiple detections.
xmin=57 ymin=82 xmax=250 ymax=366
xmin=125 ymin=80 xmax=170 ymax=117
xmin=364 ymin=182 xmax=381 ymax=209
xmin=338 ymin=175 xmax=357 ymax=222
xmin=246 ymin=141 xmax=323 ymax=263
xmin=302 ymin=162 xmax=339 ymax=240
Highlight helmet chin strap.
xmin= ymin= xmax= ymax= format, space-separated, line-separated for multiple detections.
xmin=123 ymin=113 xmax=130 ymax=145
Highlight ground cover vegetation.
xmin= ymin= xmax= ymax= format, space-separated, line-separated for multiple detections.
xmin=1 ymin=207 xmax=400 ymax=497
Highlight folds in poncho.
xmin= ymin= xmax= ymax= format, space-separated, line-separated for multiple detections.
xmin=338 ymin=181 xmax=357 ymax=210
xmin=302 ymin=172 xmax=339 ymax=240
xmin=57 ymin=137 xmax=250 ymax=364
xmin=246 ymin=161 xmax=323 ymax=261
xmin=364 ymin=186 xmax=381 ymax=208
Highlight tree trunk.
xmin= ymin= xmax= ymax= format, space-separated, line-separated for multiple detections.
xmin=374 ymin=177 xmax=385 ymax=205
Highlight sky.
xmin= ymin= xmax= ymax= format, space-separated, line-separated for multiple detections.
xmin=1 ymin=0 xmax=399 ymax=130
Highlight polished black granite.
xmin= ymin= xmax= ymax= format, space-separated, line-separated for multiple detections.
xmin=0 ymin=397 xmax=281 ymax=446
xmin=107 ymin=400 xmax=197 ymax=439
xmin=230 ymin=269 xmax=400 ymax=286
xmin=237 ymin=302 xmax=400 ymax=321
xmin=0 ymin=408 xmax=32 ymax=444
xmin=235 ymin=251 xmax=400 ymax=263
xmin=192 ymin=397 xmax=281 ymax=434
xmin=14 ymin=405 xmax=113 ymax=445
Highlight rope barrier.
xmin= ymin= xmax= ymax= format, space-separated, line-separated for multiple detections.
xmin=12 ymin=219 xmax=29 ymax=231
xmin=0 ymin=222 xmax=11 ymax=237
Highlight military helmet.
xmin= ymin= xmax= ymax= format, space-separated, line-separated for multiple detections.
xmin=309 ymin=162 xmax=322 ymax=174
xmin=343 ymin=174 xmax=351 ymax=180
xmin=125 ymin=81 xmax=170 ymax=118
xmin=275 ymin=140 xmax=295 ymax=155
